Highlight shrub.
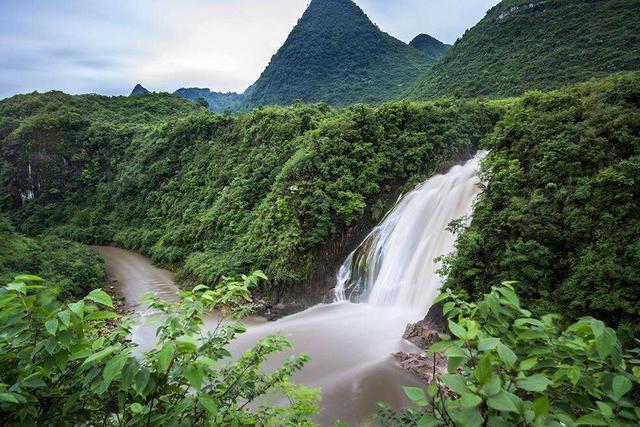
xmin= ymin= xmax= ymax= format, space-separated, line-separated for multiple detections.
xmin=0 ymin=273 xmax=319 ymax=426
xmin=377 ymin=283 xmax=640 ymax=427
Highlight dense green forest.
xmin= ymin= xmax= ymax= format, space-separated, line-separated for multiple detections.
xmin=244 ymin=0 xmax=433 ymax=107
xmin=0 ymin=92 xmax=499 ymax=304
xmin=441 ymin=72 xmax=640 ymax=343
xmin=409 ymin=34 xmax=451 ymax=60
xmin=173 ymin=88 xmax=246 ymax=113
xmin=0 ymin=216 xmax=105 ymax=300
xmin=408 ymin=0 xmax=640 ymax=100
xmin=2 ymin=0 xmax=640 ymax=424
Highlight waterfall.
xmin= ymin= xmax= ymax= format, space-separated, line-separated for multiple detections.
xmin=334 ymin=152 xmax=485 ymax=314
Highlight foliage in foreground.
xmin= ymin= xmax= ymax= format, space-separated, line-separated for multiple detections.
xmin=377 ymin=283 xmax=640 ymax=427
xmin=0 ymin=273 xmax=319 ymax=426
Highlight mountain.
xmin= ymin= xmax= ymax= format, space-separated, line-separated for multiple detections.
xmin=409 ymin=34 xmax=450 ymax=60
xmin=245 ymin=0 xmax=433 ymax=107
xmin=174 ymin=88 xmax=245 ymax=113
xmin=130 ymin=84 xmax=150 ymax=96
xmin=407 ymin=0 xmax=640 ymax=99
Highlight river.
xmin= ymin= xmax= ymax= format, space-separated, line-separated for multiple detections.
xmin=94 ymin=153 xmax=484 ymax=425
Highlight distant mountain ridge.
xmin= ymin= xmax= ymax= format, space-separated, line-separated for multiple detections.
xmin=173 ymin=88 xmax=245 ymax=113
xmin=143 ymin=0 xmax=448 ymax=111
xmin=130 ymin=84 xmax=149 ymax=96
xmin=407 ymin=0 xmax=640 ymax=99
xmin=409 ymin=34 xmax=450 ymax=60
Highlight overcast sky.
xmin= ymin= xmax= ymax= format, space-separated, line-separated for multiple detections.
xmin=0 ymin=0 xmax=500 ymax=99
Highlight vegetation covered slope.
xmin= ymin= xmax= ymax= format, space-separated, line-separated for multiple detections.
xmin=0 ymin=216 xmax=105 ymax=300
xmin=174 ymin=88 xmax=246 ymax=113
xmin=409 ymin=34 xmax=450 ymax=60
xmin=442 ymin=72 xmax=640 ymax=343
xmin=245 ymin=0 xmax=432 ymax=107
xmin=408 ymin=0 xmax=640 ymax=100
xmin=0 ymin=91 xmax=197 ymax=211
xmin=0 ymin=93 xmax=499 ymax=302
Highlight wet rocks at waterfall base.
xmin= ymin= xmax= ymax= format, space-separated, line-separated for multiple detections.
xmin=395 ymin=303 xmax=448 ymax=382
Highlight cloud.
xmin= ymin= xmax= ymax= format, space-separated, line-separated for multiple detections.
xmin=0 ymin=0 xmax=501 ymax=99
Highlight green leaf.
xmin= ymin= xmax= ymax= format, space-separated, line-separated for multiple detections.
xmin=487 ymin=392 xmax=519 ymax=413
xmin=466 ymin=320 xmax=480 ymax=339
xmin=103 ymin=354 xmax=128 ymax=387
xmin=417 ymin=415 xmax=443 ymax=427
xmin=496 ymin=342 xmax=517 ymax=368
xmin=444 ymin=345 xmax=467 ymax=358
xmin=478 ymin=337 xmax=500 ymax=351
xmin=520 ymin=357 xmax=538 ymax=371
xmin=567 ymin=365 xmax=581 ymax=385
xmin=517 ymin=375 xmax=551 ymax=392
xmin=82 ymin=346 xmax=115 ymax=366
xmin=68 ymin=301 xmax=85 ymax=319
xmin=199 ymin=394 xmax=218 ymax=415
xmin=6 ymin=282 xmax=26 ymax=295
xmin=404 ymin=387 xmax=428 ymax=406
xmin=596 ymin=401 xmax=613 ymax=418
xmin=15 ymin=274 xmax=45 ymax=282
xmin=497 ymin=286 xmax=520 ymax=307
xmin=253 ymin=271 xmax=268 ymax=281
xmin=611 ymin=375 xmax=632 ymax=401
xmin=458 ymin=393 xmax=483 ymax=409
xmin=0 ymin=393 xmax=20 ymax=403
xmin=575 ymin=414 xmax=609 ymax=426
xmin=45 ymin=318 xmax=58 ymax=335
xmin=482 ymin=375 xmax=501 ymax=397
xmin=85 ymin=289 xmax=114 ymax=308
xmin=456 ymin=409 xmax=484 ymax=427
xmin=443 ymin=302 xmax=455 ymax=315
xmin=427 ymin=383 xmax=438 ymax=397
xmin=448 ymin=320 xmax=467 ymax=340
xmin=474 ymin=355 xmax=493 ymax=385
xmin=532 ymin=395 xmax=550 ymax=416
xmin=441 ymin=374 xmax=470 ymax=395
xmin=183 ymin=365 xmax=204 ymax=390
xmin=129 ymin=403 xmax=144 ymax=414
xmin=433 ymin=292 xmax=451 ymax=304
xmin=176 ymin=335 xmax=199 ymax=353
xmin=157 ymin=342 xmax=175 ymax=373
xmin=595 ymin=328 xmax=617 ymax=360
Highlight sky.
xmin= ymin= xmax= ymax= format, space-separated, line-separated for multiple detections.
xmin=0 ymin=0 xmax=500 ymax=99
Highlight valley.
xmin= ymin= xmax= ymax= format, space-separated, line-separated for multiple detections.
xmin=1 ymin=0 xmax=639 ymax=425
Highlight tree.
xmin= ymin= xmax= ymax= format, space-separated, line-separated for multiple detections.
xmin=196 ymin=97 xmax=210 ymax=110
xmin=377 ymin=283 xmax=640 ymax=427
xmin=0 ymin=273 xmax=319 ymax=426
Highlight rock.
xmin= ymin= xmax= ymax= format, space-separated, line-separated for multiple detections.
xmin=403 ymin=303 xmax=447 ymax=349
xmin=394 ymin=352 xmax=447 ymax=383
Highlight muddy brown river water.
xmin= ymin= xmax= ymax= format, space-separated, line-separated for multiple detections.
xmin=94 ymin=246 xmax=422 ymax=426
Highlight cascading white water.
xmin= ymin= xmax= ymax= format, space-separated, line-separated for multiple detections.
xmin=335 ymin=152 xmax=485 ymax=315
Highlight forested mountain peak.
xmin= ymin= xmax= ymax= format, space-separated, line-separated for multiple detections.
xmin=409 ymin=34 xmax=450 ymax=59
xmin=244 ymin=0 xmax=432 ymax=107
xmin=130 ymin=84 xmax=150 ymax=96
xmin=407 ymin=0 xmax=640 ymax=99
